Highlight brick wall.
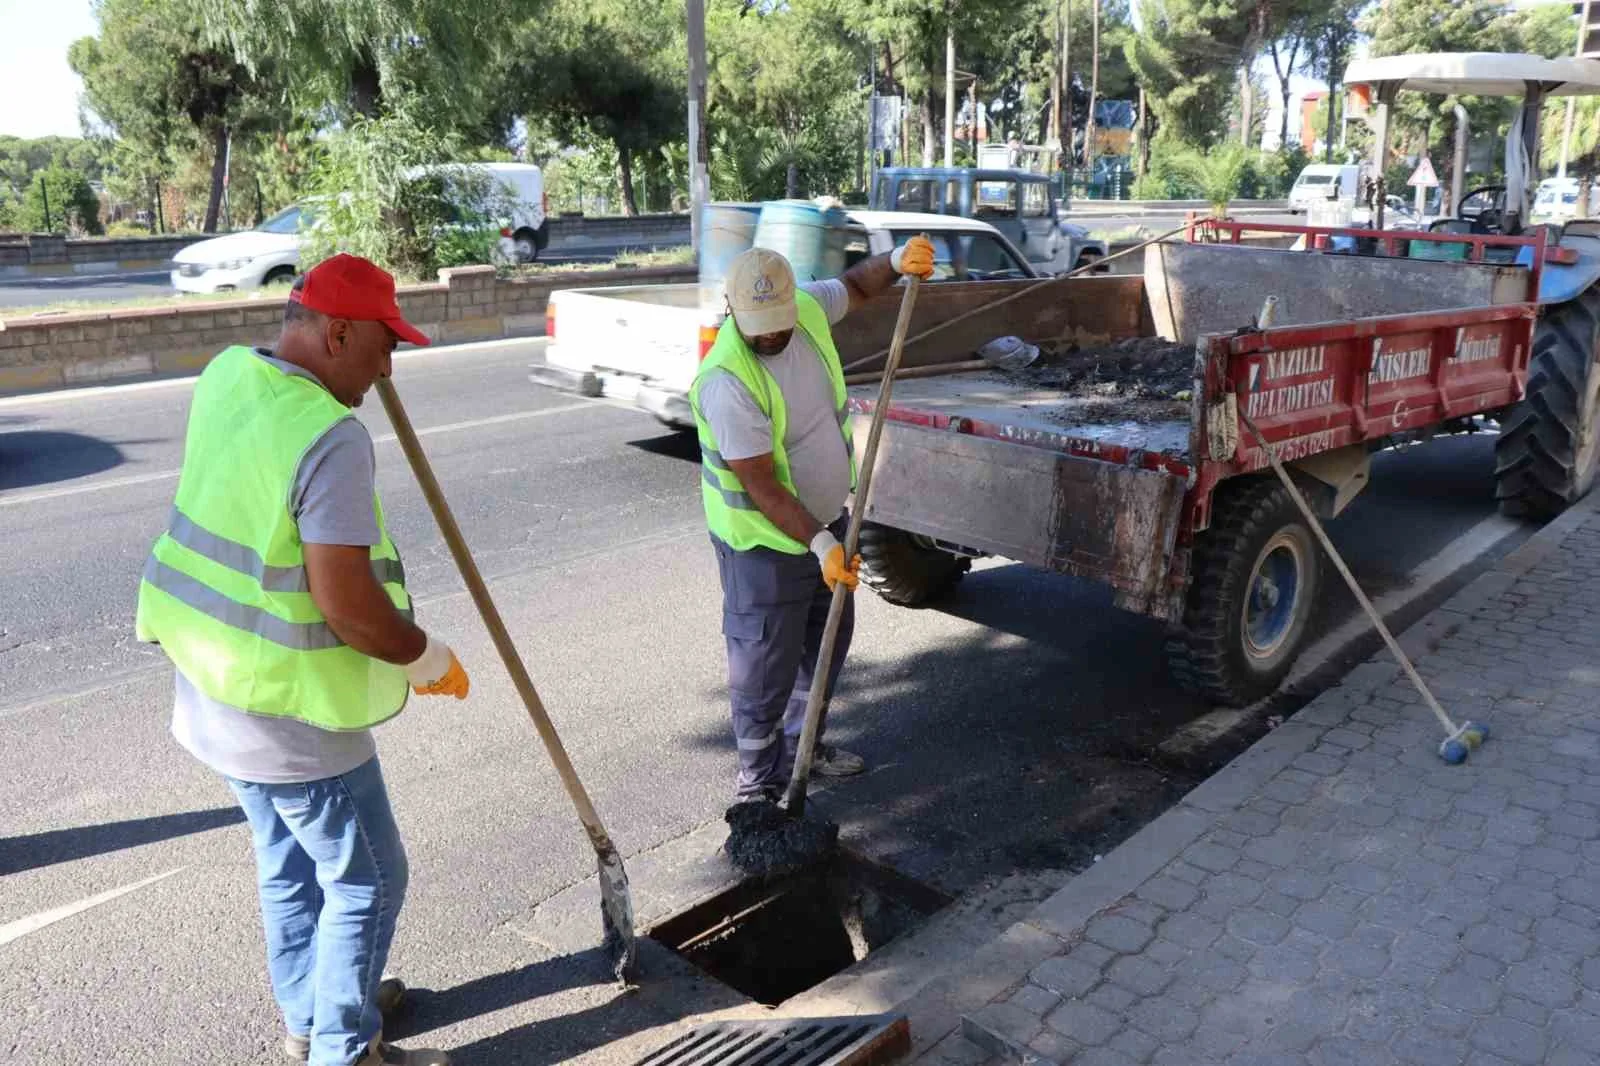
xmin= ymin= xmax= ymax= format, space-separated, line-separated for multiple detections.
xmin=0 ymin=262 xmax=695 ymax=396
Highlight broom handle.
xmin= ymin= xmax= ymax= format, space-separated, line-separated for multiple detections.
xmin=375 ymin=377 xmax=621 ymax=853
xmin=783 ymin=273 xmax=923 ymax=814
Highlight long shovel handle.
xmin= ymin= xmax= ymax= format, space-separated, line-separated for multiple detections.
xmin=374 ymin=377 xmax=620 ymax=856
xmin=782 ymin=271 xmax=924 ymax=816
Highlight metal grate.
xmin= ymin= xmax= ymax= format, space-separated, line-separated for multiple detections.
xmin=635 ymin=1014 xmax=909 ymax=1066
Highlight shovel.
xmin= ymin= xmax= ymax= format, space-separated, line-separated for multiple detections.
xmin=375 ymin=377 xmax=638 ymax=985
xmin=781 ymin=270 xmax=924 ymax=818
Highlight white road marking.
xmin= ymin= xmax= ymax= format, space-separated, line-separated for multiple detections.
xmin=0 ymin=335 xmax=550 ymax=410
xmin=0 ymin=867 xmax=184 ymax=948
xmin=0 ymin=399 xmax=598 ymax=508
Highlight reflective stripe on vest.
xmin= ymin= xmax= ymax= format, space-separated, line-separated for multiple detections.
xmin=689 ymin=290 xmax=857 ymax=554
xmin=134 ymin=346 xmax=411 ymax=731
xmin=168 ymin=507 xmax=406 ymax=593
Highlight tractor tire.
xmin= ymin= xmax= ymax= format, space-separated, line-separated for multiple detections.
xmin=1493 ymin=288 xmax=1600 ymax=520
xmin=1166 ymin=479 xmax=1323 ymax=706
xmin=857 ymin=521 xmax=970 ymax=606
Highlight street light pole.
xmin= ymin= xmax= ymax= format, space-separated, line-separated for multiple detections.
xmin=944 ymin=28 xmax=956 ymax=168
xmin=687 ymin=0 xmax=709 ymax=254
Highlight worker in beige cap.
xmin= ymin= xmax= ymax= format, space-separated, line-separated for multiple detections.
xmin=689 ymin=235 xmax=936 ymax=802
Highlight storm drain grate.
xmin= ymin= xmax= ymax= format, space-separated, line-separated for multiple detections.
xmin=634 ymin=1013 xmax=910 ymax=1066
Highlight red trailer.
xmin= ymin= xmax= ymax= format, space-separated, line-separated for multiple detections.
xmin=846 ymin=220 xmax=1579 ymax=704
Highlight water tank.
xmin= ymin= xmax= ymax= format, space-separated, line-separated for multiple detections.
xmin=699 ymin=202 xmax=762 ymax=307
xmin=753 ymin=199 xmax=848 ymax=282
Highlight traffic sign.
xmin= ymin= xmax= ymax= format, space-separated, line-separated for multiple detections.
xmin=1408 ymin=156 xmax=1439 ymax=188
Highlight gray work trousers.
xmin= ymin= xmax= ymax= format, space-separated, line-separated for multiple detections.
xmin=713 ymin=514 xmax=855 ymax=798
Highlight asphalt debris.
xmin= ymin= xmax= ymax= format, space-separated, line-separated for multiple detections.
xmin=723 ymin=799 xmax=839 ymax=881
xmin=998 ymin=336 xmax=1197 ymax=425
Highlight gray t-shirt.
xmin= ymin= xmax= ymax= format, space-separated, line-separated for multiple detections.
xmin=698 ymin=280 xmax=853 ymax=526
xmin=170 ymin=351 xmax=383 ymax=784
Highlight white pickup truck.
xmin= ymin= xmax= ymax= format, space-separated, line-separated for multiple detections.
xmin=529 ymin=210 xmax=1037 ymax=428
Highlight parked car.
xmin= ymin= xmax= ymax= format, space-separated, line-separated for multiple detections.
xmin=170 ymin=203 xmax=310 ymax=294
xmin=169 ymin=163 xmax=550 ymax=294
xmin=531 ymin=210 xmax=1038 ymax=428
xmin=869 ymin=166 xmax=1109 ymax=274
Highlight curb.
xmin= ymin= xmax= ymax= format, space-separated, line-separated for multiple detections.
xmin=911 ymin=495 xmax=1600 ymax=1060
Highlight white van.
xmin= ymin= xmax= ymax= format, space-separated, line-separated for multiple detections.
xmin=1532 ymin=176 xmax=1581 ymax=225
xmin=414 ymin=162 xmax=549 ymax=263
xmin=1288 ymin=164 xmax=1361 ymax=213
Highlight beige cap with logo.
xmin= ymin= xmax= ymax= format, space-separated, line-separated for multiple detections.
xmin=725 ymin=247 xmax=797 ymax=337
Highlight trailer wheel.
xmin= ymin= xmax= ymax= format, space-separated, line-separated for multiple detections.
xmin=857 ymin=522 xmax=970 ymax=606
xmin=1167 ymin=480 xmax=1322 ymax=706
xmin=1493 ymin=288 xmax=1600 ymax=520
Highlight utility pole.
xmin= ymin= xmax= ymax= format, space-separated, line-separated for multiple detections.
xmin=1084 ymin=0 xmax=1100 ymax=172
xmin=1050 ymin=0 xmax=1063 ymax=151
xmin=1063 ymin=0 xmax=1074 ymax=167
xmin=687 ymin=0 xmax=709 ymax=254
xmin=944 ymin=28 xmax=957 ymax=167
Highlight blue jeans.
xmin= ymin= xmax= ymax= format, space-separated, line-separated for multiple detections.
xmin=227 ymin=757 xmax=408 ymax=1066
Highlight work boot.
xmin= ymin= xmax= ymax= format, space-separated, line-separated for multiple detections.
xmin=812 ymin=744 xmax=865 ymax=777
xmin=283 ymin=978 xmax=409 ymax=1061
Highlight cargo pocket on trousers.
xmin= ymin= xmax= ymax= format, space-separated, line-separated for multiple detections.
xmin=722 ymin=609 xmax=770 ymax=699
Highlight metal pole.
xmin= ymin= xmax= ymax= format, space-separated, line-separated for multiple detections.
xmin=1451 ymin=105 xmax=1469 ymax=221
xmin=1063 ymin=0 xmax=1074 ymax=167
xmin=38 ymin=175 xmax=50 ymax=233
xmin=1370 ymin=86 xmax=1393 ymax=231
xmin=944 ymin=28 xmax=956 ymax=167
xmin=1561 ymin=98 xmax=1577 ymax=179
xmin=687 ymin=0 xmax=708 ymax=254
xmin=1085 ymin=0 xmax=1100 ymax=167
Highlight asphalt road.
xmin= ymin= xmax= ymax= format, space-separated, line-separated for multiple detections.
xmin=0 ymin=338 xmax=1526 ymax=1063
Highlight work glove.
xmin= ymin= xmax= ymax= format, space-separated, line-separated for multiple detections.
xmin=405 ymin=636 xmax=470 ymax=699
xmin=890 ymin=235 xmax=936 ymax=280
xmin=811 ymin=529 xmax=861 ymax=592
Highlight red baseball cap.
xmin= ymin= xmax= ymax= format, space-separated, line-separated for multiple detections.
xmin=290 ymin=253 xmax=431 ymax=347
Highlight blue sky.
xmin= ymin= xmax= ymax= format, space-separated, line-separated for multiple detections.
xmin=0 ymin=0 xmax=96 ymax=138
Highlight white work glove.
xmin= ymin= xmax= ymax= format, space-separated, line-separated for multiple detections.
xmin=810 ymin=529 xmax=861 ymax=591
xmin=405 ymin=635 xmax=470 ymax=699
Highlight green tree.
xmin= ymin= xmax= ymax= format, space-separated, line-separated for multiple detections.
xmin=1306 ymin=1 xmax=1363 ymax=163
xmin=497 ymin=0 xmax=683 ymax=216
xmin=1126 ymin=0 xmax=1262 ymax=147
xmin=833 ymin=0 xmax=1038 ymax=165
xmin=1363 ymin=0 xmax=1521 ymax=175
xmin=19 ymin=168 xmax=103 ymax=235
xmin=71 ymin=0 xmax=285 ymax=232
xmin=708 ymin=0 xmax=862 ymax=199
xmin=192 ymin=0 xmax=530 ymax=124
xmin=300 ymin=110 xmax=513 ymax=279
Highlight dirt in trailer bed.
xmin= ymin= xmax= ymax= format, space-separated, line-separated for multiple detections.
xmin=1001 ymin=336 xmax=1198 ymax=428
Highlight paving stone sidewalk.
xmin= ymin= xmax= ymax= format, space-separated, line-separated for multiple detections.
xmin=919 ymin=497 xmax=1600 ymax=1066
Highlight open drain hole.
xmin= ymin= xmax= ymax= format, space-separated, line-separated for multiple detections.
xmin=648 ymin=850 xmax=949 ymax=1007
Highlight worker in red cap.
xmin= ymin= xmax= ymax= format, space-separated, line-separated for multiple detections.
xmin=137 ymin=254 xmax=466 ymax=1066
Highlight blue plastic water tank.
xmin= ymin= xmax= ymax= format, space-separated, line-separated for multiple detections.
xmin=754 ymin=199 xmax=848 ymax=281
xmin=699 ymin=202 xmax=762 ymax=296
